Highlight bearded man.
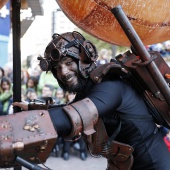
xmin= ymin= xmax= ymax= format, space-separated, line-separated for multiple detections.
xmin=12 ymin=31 xmax=170 ymax=170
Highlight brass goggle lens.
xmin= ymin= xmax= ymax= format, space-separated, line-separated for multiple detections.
xmin=51 ymin=48 xmax=62 ymax=61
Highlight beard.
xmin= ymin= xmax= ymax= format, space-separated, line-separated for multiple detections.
xmin=64 ymin=76 xmax=87 ymax=93
xmin=52 ymin=61 xmax=88 ymax=93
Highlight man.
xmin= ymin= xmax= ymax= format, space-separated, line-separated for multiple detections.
xmin=55 ymin=87 xmax=66 ymax=104
xmin=13 ymin=31 xmax=170 ymax=170
xmin=38 ymin=84 xmax=55 ymax=103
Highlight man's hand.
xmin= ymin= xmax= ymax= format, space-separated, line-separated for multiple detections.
xmin=13 ymin=102 xmax=28 ymax=111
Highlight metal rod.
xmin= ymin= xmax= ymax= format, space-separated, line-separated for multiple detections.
xmin=15 ymin=157 xmax=46 ymax=170
xmin=11 ymin=0 xmax=22 ymax=169
xmin=111 ymin=5 xmax=170 ymax=106
xmin=11 ymin=0 xmax=22 ymax=111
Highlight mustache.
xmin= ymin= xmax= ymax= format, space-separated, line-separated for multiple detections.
xmin=62 ymin=74 xmax=74 ymax=81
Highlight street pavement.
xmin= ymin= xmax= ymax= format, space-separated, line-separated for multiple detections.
xmin=0 ymin=150 xmax=107 ymax=170
xmin=39 ymin=152 xmax=107 ymax=170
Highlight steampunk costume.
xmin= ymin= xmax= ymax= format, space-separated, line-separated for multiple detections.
xmin=40 ymin=32 xmax=170 ymax=169
xmin=49 ymin=71 xmax=170 ymax=170
xmin=1 ymin=32 xmax=170 ymax=170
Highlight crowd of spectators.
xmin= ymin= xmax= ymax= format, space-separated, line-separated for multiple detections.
xmin=147 ymin=40 xmax=170 ymax=60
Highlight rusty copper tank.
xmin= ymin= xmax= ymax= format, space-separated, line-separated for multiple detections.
xmin=56 ymin=0 xmax=170 ymax=46
xmin=1 ymin=0 xmax=170 ymax=46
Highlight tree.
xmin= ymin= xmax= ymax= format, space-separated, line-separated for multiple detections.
xmin=76 ymin=28 xmax=130 ymax=58
xmin=76 ymin=28 xmax=112 ymax=51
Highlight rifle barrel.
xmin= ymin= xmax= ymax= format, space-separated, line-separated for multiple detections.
xmin=111 ymin=5 xmax=170 ymax=107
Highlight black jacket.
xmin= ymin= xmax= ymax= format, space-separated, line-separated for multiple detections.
xmin=49 ymin=78 xmax=170 ymax=170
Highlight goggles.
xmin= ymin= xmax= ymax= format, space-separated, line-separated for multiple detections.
xmin=38 ymin=41 xmax=80 ymax=72
xmin=50 ymin=45 xmax=80 ymax=62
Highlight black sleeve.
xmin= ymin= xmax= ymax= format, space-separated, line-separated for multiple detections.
xmin=87 ymin=80 xmax=149 ymax=117
xmin=49 ymin=106 xmax=72 ymax=137
xmin=86 ymin=80 xmax=123 ymax=117
xmin=48 ymin=80 xmax=123 ymax=137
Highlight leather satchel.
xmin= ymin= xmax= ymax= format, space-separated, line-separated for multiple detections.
xmin=0 ymin=110 xmax=57 ymax=168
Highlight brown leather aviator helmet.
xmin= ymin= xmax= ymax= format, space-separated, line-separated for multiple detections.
xmin=38 ymin=31 xmax=98 ymax=80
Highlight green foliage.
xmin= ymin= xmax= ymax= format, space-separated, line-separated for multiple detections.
xmin=117 ymin=46 xmax=130 ymax=53
xmin=76 ymin=29 xmax=112 ymax=51
xmin=76 ymin=28 xmax=130 ymax=55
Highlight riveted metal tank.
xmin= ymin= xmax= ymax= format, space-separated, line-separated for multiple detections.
xmin=56 ymin=0 xmax=170 ymax=46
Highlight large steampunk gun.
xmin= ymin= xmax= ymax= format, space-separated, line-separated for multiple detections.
xmin=111 ymin=6 xmax=170 ymax=128
xmin=0 ymin=99 xmax=58 ymax=170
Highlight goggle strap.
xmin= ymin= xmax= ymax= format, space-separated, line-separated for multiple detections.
xmin=65 ymin=40 xmax=79 ymax=49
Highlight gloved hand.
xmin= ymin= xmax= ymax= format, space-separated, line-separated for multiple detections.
xmin=13 ymin=101 xmax=29 ymax=111
xmin=13 ymin=98 xmax=53 ymax=110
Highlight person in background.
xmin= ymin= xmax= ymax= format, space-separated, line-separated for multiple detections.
xmin=157 ymin=124 xmax=169 ymax=137
xmin=0 ymin=67 xmax=5 ymax=94
xmin=38 ymin=84 xmax=55 ymax=103
xmin=29 ymin=65 xmax=42 ymax=81
xmin=55 ymin=87 xmax=66 ymax=104
xmin=38 ymin=71 xmax=59 ymax=93
xmin=3 ymin=62 xmax=13 ymax=82
xmin=163 ymin=40 xmax=170 ymax=58
xmin=164 ymin=130 xmax=170 ymax=152
xmin=21 ymin=68 xmax=30 ymax=86
xmin=8 ymin=88 xmax=25 ymax=114
xmin=0 ymin=76 xmax=13 ymax=115
xmin=22 ymin=76 xmax=40 ymax=97
xmin=97 ymin=49 xmax=109 ymax=66
xmin=0 ymin=67 xmax=5 ymax=83
xmin=65 ymin=91 xmax=76 ymax=104
xmin=25 ymin=88 xmax=38 ymax=103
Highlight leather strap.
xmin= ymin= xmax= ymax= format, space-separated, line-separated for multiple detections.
xmin=90 ymin=62 xmax=127 ymax=83
xmin=85 ymin=118 xmax=134 ymax=170
xmin=107 ymin=155 xmax=133 ymax=170
xmin=63 ymin=105 xmax=83 ymax=141
xmin=63 ymin=98 xmax=99 ymax=141
xmin=71 ymin=98 xmax=98 ymax=136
